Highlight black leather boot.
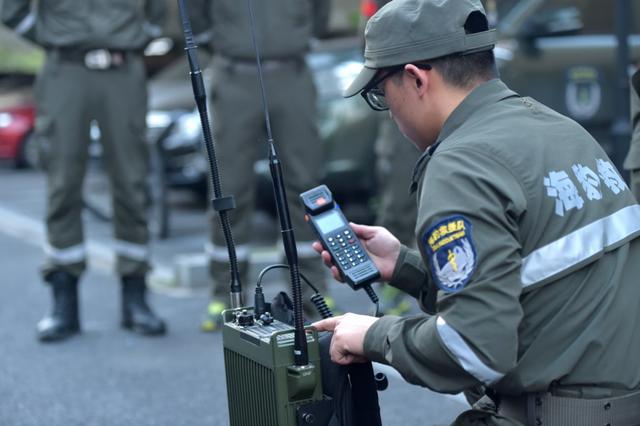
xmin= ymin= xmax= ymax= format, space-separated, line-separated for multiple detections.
xmin=37 ymin=271 xmax=81 ymax=342
xmin=121 ymin=275 xmax=166 ymax=336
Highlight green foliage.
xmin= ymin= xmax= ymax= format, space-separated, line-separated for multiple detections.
xmin=0 ymin=26 xmax=43 ymax=74
xmin=0 ymin=47 xmax=43 ymax=74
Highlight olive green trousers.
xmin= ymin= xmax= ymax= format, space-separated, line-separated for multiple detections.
xmin=35 ymin=51 xmax=150 ymax=278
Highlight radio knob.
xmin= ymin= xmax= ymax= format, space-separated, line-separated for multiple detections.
xmin=236 ymin=309 xmax=255 ymax=326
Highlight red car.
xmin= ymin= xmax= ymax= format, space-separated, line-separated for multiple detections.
xmin=0 ymin=87 xmax=36 ymax=168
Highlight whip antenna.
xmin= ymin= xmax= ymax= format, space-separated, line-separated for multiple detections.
xmin=247 ymin=0 xmax=274 ymax=143
xmin=177 ymin=0 xmax=243 ymax=309
xmin=246 ymin=0 xmax=309 ymax=366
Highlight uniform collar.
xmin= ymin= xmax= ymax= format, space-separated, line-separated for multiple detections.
xmin=409 ymin=142 xmax=440 ymax=194
xmin=437 ymin=78 xmax=518 ymax=145
xmin=409 ymin=79 xmax=518 ymax=194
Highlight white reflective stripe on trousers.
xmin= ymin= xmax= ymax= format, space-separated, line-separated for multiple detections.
xmin=43 ymin=242 xmax=86 ymax=265
xmin=114 ymin=240 xmax=149 ymax=261
xmin=204 ymin=242 xmax=250 ymax=262
xmin=521 ymin=205 xmax=640 ymax=288
xmin=436 ymin=316 xmax=505 ymax=385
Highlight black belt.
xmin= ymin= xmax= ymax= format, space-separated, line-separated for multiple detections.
xmin=53 ymin=48 xmax=132 ymax=70
xmin=217 ymin=54 xmax=304 ymax=74
xmin=498 ymin=389 xmax=640 ymax=425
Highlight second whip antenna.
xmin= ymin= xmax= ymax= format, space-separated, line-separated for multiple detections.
xmin=246 ymin=0 xmax=309 ymax=367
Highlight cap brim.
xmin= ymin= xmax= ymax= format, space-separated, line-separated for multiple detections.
xmin=343 ymin=66 xmax=378 ymax=98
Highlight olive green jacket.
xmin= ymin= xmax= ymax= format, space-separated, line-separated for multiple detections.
xmin=1 ymin=0 xmax=166 ymax=50
xmin=364 ymin=79 xmax=640 ymax=396
xmin=208 ymin=0 xmax=329 ymax=60
xmin=624 ymin=70 xmax=640 ymax=171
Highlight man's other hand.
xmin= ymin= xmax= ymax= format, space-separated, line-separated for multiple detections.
xmin=312 ymin=313 xmax=379 ymax=365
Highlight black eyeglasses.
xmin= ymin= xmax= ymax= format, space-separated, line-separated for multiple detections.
xmin=360 ymin=63 xmax=432 ymax=111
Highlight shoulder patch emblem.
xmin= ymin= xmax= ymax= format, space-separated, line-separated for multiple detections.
xmin=423 ymin=216 xmax=477 ymax=293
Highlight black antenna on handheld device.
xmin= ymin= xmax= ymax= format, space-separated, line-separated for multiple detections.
xmin=176 ymin=0 xmax=243 ymax=309
xmin=246 ymin=0 xmax=309 ymax=366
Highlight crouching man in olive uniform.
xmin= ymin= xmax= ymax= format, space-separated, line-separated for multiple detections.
xmin=313 ymin=0 xmax=640 ymax=424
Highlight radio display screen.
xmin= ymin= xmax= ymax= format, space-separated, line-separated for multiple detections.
xmin=315 ymin=210 xmax=345 ymax=234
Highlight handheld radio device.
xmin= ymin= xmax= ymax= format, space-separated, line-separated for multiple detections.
xmin=300 ymin=185 xmax=380 ymax=290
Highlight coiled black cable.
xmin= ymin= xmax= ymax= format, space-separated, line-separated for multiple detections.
xmin=256 ymin=264 xmax=382 ymax=319
xmin=364 ymin=285 xmax=381 ymax=317
xmin=310 ymin=293 xmax=333 ymax=319
xmin=256 ymin=264 xmax=335 ymax=318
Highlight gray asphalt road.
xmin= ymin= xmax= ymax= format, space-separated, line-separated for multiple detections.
xmin=0 ymin=232 xmax=229 ymax=426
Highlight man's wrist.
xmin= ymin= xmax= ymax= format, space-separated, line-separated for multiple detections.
xmin=390 ymin=245 xmax=410 ymax=281
xmin=363 ymin=315 xmax=402 ymax=364
xmin=387 ymin=246 xmax=428 ymax=299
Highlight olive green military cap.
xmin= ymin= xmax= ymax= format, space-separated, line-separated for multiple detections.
xmin=344 ymin=0 xmax=497 ymax=97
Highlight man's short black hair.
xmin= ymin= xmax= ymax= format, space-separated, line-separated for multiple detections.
xmin=427 ymin=10 xmax=498 ymax=89
xmin=385 ymin=50 xmax=498 ymax=91
xmin=429 ymin=50 xmax=498 ymax=89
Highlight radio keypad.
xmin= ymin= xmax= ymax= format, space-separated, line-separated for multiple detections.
xmin=329 ymin=229 xmax=367 ymax=270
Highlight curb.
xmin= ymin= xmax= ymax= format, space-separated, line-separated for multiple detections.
xmin=0 ymin=205 xmax=283 ymax=294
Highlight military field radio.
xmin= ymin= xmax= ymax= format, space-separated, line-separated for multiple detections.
xmin=177 ymin=0 xmax=383 ymax=424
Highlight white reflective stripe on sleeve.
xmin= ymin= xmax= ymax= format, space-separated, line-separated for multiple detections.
xmin=521 ymin=205 xmax=640 ymax=288
xmin=43 ymin=242 xmax=86 ymax=265
xmin=436 ymin=316 xmax=504 ymax=385
xmin=15 ymin=12 xmax=36 ymax=35
xmin=114 ymin=240 xmax=149 ymax=261
xmin=204 ymin=242 xmax=250 ymax=262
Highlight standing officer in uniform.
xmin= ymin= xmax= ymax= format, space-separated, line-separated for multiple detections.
xmin=1 ymin=0 xmax=167 ymax=341
xmin=200 ymin=0 xmax=331 ymax=330
xmin=624 ymin=69 xmax=640 ymax=201
xmin=313 ymin=0 xmax=640 ymax=424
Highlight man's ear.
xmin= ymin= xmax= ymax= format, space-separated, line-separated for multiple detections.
xmin=404 ymin=64 xmax=429 ymax=95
